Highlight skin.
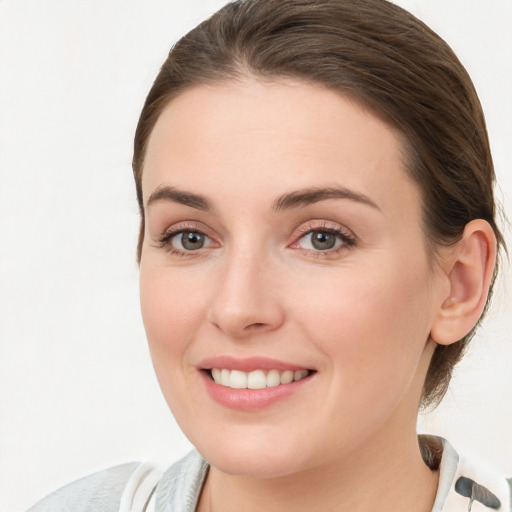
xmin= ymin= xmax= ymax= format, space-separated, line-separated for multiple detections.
xmin=139 ymin=79 xmax=473 ymax=511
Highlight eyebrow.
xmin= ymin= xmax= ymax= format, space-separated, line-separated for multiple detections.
xmin=272 ymin=186 xmax=381 ymax=212
xmin=145 ymin=184 xmax=380 ymax=213
xmin=146 ymin=185 xmax=212 ymax=211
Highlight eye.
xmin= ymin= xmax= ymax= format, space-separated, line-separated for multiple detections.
xmin=170 ymin=230 xmax=212 ymax=251
xmin=292 ymin=225 xmax=355 ymax=254
xmin=302 ymin=231 xmax=340 ymax=250
xmin=152 ymin=221 xmax=220 ymax=257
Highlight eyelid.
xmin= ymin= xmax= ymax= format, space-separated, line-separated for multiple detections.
xmin=151 ymin=219 xmax=356 ymax=257
xmin=289 ymin=220 xmax=356 ymax=253
xmin=153 ymin=221 xmax=220 ymax=254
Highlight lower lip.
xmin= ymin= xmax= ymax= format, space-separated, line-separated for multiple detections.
xmin=200 ymin=371 xmax=313 ymax=411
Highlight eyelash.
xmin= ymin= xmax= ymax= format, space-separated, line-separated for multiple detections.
xmin=154 ymin=222 xmax=213 ymax=257
xmin=293 ymin=224 xmax=356 ymax=255
xmin=154 ymin=222 xmax=356 ymax=258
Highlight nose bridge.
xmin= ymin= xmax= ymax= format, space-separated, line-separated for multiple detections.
xmin=208 ymin=236 xmax=284 ymax=337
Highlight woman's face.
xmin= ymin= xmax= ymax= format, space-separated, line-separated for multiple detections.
xmin=139 ymin=79 xmax=448 ymax=477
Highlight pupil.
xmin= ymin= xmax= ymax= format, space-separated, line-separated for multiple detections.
xmin=181 ymin=231 xmax=204 ymax=250
xmin=312 ymin=231 xmax=336 ymax=250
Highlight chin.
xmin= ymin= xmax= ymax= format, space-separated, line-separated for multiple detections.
xmin=190 ymin=427 xmax=312 ymax=478
xmin=204 ymin=448 xmax=304 ymax=479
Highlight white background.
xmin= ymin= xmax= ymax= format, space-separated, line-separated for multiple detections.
xmin=0 ymin=1 xmax=511 ymax=511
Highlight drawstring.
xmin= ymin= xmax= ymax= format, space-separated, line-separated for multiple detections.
xmin=118 ymin=463 xmax=162 ymax=512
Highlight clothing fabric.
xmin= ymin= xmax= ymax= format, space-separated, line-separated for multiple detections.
xmin=27 ymin=462 xmax=142 ymax=512
xmin=28 ymin=437 xmax=511 ymax=512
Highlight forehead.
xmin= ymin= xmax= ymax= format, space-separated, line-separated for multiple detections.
xmin=142 ymin=79 xmax=421 ymax=221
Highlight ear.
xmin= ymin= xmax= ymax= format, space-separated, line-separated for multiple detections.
xmin=430 ymin=219 xmax=497 ymax=346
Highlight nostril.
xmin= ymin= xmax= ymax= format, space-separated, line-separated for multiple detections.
xmin=245 ymin=322 xmax=266 ymax=330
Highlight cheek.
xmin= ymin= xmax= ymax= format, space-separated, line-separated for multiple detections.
xmin=292 ymin=259 xmax=433 ymax=391
xmin=139 ymin=267 xmax=206 ymax=368
xmin=139 ymin=266 xmax=214 ymax=421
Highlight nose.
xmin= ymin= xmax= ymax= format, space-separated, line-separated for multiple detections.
xmin=207 ymin=246 xmax=285 ymax=339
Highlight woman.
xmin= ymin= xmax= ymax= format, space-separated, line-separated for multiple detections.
xmin=28 ymin=0 xmax=510 ymax=511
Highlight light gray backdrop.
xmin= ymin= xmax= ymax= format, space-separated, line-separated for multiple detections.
xmin=0 ymin=1 xmax=511 ymax=511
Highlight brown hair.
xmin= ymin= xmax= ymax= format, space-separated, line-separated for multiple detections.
xmin=132 ymin=0 xmax=505 ymax=408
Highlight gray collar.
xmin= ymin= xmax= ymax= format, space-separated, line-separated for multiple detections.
xmin=155 ymin=450 xmax=209 ymax=512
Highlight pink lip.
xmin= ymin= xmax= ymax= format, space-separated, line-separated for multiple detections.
xmin=198 ymin=355 xmax=310 ymax=372
xmin=197 ymin=356 xmax=315 ymax=411
xmin=200 ymin=372 xmax=313 ymax=411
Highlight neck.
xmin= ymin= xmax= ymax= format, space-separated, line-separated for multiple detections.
xmin=198 ymin=427 xmax=438 ymax=512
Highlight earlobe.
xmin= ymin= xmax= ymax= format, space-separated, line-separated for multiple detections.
xmin=430 ymin=220 xmax=497 ymax=346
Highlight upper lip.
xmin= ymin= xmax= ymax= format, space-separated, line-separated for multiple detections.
xmin=198 ymin=356 xmax=312 ymax=372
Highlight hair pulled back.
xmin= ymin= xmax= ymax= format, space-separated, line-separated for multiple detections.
xmin=133 ymin=0 xmax=505 ymax=408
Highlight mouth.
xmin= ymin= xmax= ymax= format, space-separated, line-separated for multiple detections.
xmin=206 ymin=368 xmax=313 ymax=389
xmin=197 ymin=356 xmax=316 ymax=410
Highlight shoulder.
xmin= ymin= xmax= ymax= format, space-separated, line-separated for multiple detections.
xmin=27 ymin=462 xmax=141 ymax=512
xmin=423 ymin=435 xmax=512 ymax=512
xmin=508 ymin=479 xmax=512 ymax=512
xmin=154 ymin=451 xmax=209 ymax=512
xmin=27 ymin=452 xmax=209 ymax=512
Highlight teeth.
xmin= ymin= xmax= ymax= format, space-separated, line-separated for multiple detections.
xmin=266 ymin=369 xmax=281 ymax=388
xmin=230 ymin=370 xmax=247 ymax=389
xmin=210 ymin=368 xmax=310 ymax=389
xmin=221 ymin=369 xmax=230 ymax=387
xmin=294 ymin=370 xmax=308 ymax=381
xmin=280 ymin=370 xmax=294 ymax=384
xmin=247 ymin=370 xmax=266 ymax=389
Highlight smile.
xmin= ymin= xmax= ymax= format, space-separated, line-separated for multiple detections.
xmin=210 ymin=368 xmax=311 ymax=389
xmin=198 ymin=357 xmax=316 ymax=410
